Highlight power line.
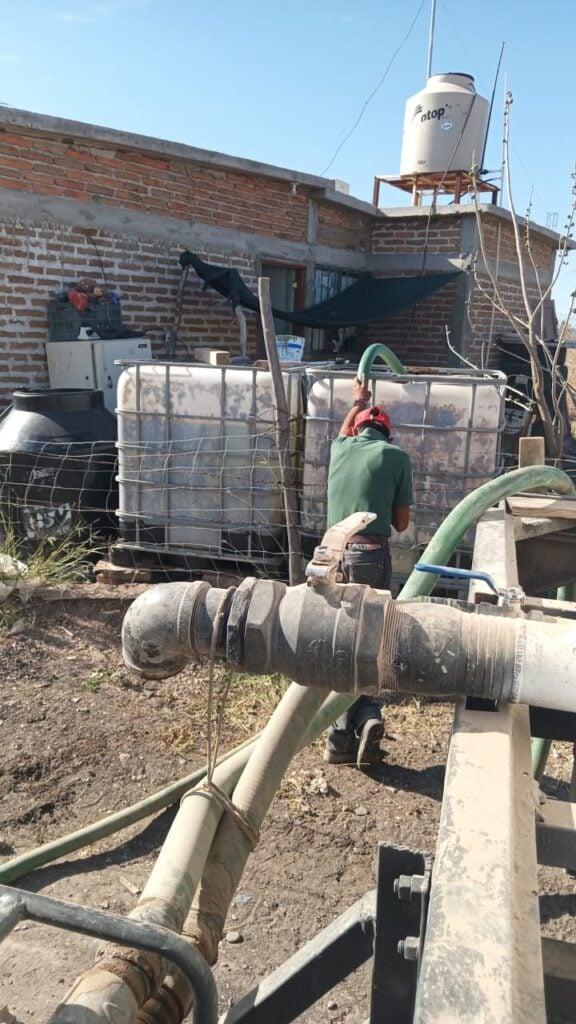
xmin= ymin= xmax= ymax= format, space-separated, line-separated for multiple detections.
xmin=438 ymin=0 xmax=482 ymax=88
xmin=319 ymin=0 xmax=428 ymax=177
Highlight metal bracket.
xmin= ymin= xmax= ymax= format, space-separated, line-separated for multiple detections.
xmin=370 ymin=844 xmax=432 ymax=1024
xmin=305 ymin=511 xmax=377 ymax=585
xmin=0 ymin=883 xmax=217 ymax=1024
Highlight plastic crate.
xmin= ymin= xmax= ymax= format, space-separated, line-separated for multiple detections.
xmin=48 ymin=300 xmax=123 ymax=342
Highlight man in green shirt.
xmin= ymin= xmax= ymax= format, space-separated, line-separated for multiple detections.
xmin=324 ymin=375 xmax=414 ymax=768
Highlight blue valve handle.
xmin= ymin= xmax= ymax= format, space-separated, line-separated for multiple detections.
xmin=413 ymin=562 xmax=499 ymax=595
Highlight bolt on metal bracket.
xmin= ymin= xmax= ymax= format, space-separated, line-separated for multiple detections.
xmin=393 ymin=873 xmax=429 ymax=902
xmin=397 ymin=935 xmax=420 ymax=961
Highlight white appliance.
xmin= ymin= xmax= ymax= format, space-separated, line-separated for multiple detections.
xmin=46 ymin=337 xmax=152 ymax=413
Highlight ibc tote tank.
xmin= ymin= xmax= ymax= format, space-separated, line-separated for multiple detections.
xmin=400 ymin=73 xmax=490 ymax=176
xmin=301 ymin=368 xmax=506 ymax=581
xmin=116 ymin=362 xmax=302 ymax=567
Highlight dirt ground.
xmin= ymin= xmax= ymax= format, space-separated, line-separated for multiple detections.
xmin=1 ymin=586 xmax=576 ymax=1023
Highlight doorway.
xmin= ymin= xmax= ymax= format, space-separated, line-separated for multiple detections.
xmin=260 ymin=262 xmax=306 ymax=336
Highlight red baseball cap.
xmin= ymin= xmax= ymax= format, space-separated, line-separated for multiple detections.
xmin=353 ymin=406 xmax=391 ymax=435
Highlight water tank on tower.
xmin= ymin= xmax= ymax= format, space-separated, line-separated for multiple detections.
xmin=400 ymin=73 xmax=490 ymax=177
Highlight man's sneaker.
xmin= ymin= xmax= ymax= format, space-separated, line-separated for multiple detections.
xmin=356 ymin=718 xmax=384 ymax=768
xmin=323 ymin=747 xmax=357 ymax=765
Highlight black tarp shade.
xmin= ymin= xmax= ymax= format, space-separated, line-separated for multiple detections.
xmin=180 ymin=250 xmax=462 ymax=330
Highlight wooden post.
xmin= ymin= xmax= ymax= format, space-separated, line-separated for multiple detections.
xmin=519 ymin=437 xmax=546 ymax=493
xmin=518 ymin=436 xmax=546 ymax=469
xmin=257 ymin=277 xmax=303 ymax=585
xmin=372 ymin=176 xmax=380 ymax=207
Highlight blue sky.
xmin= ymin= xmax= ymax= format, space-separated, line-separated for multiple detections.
xmin=2 ymin=0 xmax=575 ymax=316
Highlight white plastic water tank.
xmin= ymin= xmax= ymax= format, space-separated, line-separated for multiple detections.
xmin=116 ymin=362 xmax=302 ymax=565
xmin=400 ymin=73 xmax=490 ymax=177
xmin=301 ymin=368 xmax=505 ymax=580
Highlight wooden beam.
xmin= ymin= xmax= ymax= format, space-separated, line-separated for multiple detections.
xmin=257 ymin=277 xmax=303 ymax=585
xmin=507 ymin=496 xmax=576 ymax=521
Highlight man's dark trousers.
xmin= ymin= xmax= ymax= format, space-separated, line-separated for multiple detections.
xmin=326 ymin=542 xmax=391 ymax=755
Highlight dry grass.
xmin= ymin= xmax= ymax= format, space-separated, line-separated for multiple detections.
xmin=159 ymin=667 xmax=290 ymax=757
xmin=0 ymin=510 xmax=105 ymax=585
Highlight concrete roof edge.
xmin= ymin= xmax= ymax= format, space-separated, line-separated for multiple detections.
xmin=0 ymin=106 xmax=342 ymax=193
xmin=314 ymin=187 xmax=382 ymax=218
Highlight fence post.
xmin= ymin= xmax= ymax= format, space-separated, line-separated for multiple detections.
xmin=257 ymin=277 xmax=303 ymax=585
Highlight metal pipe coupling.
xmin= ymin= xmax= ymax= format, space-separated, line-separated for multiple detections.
xmin=122 ymin=578 xmax=576 ymax=712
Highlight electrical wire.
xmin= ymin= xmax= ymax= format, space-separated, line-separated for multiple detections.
xmin=438 ymin=0 xmax=482 ymax=87
xmin=319 ymin=0 xmax=428 ymax=176
xmin=86 ymin=233 xmax=111 ymax=293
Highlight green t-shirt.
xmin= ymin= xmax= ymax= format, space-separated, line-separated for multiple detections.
xmin=327 ymin=428 xmax=414 ymax=536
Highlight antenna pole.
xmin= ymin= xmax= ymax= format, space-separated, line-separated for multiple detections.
xmin=480 ymin=41 xmax=505 ymax=172
xmin=426 ymin=0 xmax=437 ymax=79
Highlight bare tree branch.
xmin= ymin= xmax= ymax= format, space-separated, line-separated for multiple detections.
xmin=469 ymin=89 xmax=572 ymax=458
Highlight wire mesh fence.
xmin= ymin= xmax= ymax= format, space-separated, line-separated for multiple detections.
xmin=2 ymin=362 xmax=573 ymax=592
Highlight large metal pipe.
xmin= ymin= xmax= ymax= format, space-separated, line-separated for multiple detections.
xmin=122 ymin=578 xmax=576 ymax=712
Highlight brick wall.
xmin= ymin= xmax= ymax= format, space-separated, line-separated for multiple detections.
xmin=371 ymin=215 xmax=462 ymax=254
xmin=0 ymin=127 xmax=310 ymax=242
xmin=477 ymin=213 xmax=557 ymax=269
xmin=466 ymin=273 xmax=545 ymax=367
xmin=316 ymin=204 xmax=372 ymax=251
xmin=369 ymin=209 xmax=558 ymax=370
xmin=0 ymin=117 xmax=385 ymax=403
xmin=364 ymin=278 xmax=460 ymax=367
xmin=0 ymin=221 xmax=260 ymax=397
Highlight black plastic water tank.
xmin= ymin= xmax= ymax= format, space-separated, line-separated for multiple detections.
xmin=0 ymin=389 xmax=118 ymax=545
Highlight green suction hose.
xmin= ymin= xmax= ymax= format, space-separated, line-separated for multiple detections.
xmin=400 ymin=465 xmax=575 ymax=600
xmin=357 ymin=343 xmax=407 ymax=378
xmin=0 ymin=734 xmax=260 ymax=884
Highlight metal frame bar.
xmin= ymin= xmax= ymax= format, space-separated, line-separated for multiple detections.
xmin=0 ymin=884 xmax=217 ymax=1024
xmin=218 ymin=892 xmax=376 ymax=1024
xmin=414 ymin=699 xmax=546 ymax=1024
xmin=414 ymin=507 xmax=547 ymax=1023
xmin=537 ymin=795 xmax=576 ymax=871
xmin=542 ymin=937 xmax=576 ymax=1022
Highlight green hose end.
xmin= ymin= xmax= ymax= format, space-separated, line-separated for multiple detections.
xmin=357 ymin=344 xmax=407 ymax=379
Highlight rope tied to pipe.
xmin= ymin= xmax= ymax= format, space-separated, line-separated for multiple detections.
xmin=182 ymin=586 xmax=260 ymax=850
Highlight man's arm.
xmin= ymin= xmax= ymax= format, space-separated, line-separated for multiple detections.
xmin=391 ymin=506 xmax=410 ymax=532
xmin=391 ymin=454 xmax=414 ymax=533
xmin=339 ymin=376 xmax=371 ymax=436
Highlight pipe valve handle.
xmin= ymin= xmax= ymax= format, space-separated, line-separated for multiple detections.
xmin=414 ymin=563 xmax=499 ymax=594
